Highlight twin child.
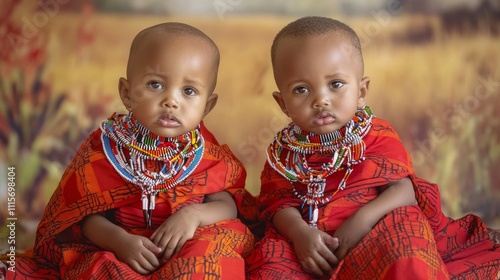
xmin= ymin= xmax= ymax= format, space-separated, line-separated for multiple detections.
xmin=6 ymin=17 xmax=500 ymax=280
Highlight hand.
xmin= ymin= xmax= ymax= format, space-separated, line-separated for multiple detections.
xmin=291 ymin=225 xmax=340 ymax=277
xmin=333 ymin=213 xmax=373 ymax=261
xmin=113 ymin=232 xmax=162 ymax=275
xmin=150 ymin=206 xmax=200 ymax=263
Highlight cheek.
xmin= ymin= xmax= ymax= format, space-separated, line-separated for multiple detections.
xmin=189 ymin=104 xmax=208 ymax=118
xmin=286 ymin=107 xmax=306 ymax=119
xmin=130 ymin=91 xmax=150 ymax=104
xmin=285 ymin=98 xmax=305 ymax=110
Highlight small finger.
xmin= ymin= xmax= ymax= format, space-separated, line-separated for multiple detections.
xmin=301 ymin=258 xmax=323 ymax=277
xmin=315 ymin=255 xmax=333 ymax=275
xmin=150 ymin=230 xmax=158 ymax=241
xmin=175 ymin=237 xmax=189 ymax=254
xmin=319 ymin=244 xmax=339 ymax=266
xmin=162 ymin=238 xmax=180 ymax=262
xmin=138 ymin=255 xmax=158 ymax=273
xmin=311 ymin=249 xmax=333 ymax=275
xmin=130 ymin=260 xmax=149 ymax=275
xmin=326 ymin=237 xmax=339 ymax=252
xmin=142 ymin=238 xmax=162 ymax=255
xmin=152 ymin=231 xmax=165 ymax=247
xmin=155 ymin=235 xmax=171 ymax=257
xmin=143 ymin=249 xmax=160 ymax=268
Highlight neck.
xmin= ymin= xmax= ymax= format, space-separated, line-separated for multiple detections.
xmin=264 ymin=106 xmax=375 ymax=225
xmin=281 ymin=106 xmax=373 ymax=154
xmin=101 ymin=112 xmax=202 ymax=161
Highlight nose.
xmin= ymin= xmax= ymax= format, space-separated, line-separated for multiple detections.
xmin=161 ymin=91 xmax=179 ymax=108
xmin=312 ymin=91 xmax=331 ymax=108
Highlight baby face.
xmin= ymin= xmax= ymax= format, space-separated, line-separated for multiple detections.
xmin=120 ymin=34 xmax=218 ymax=137
xmin=272 ymin=32 xmax=368 ymax=135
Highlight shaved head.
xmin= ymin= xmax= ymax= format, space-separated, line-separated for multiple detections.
xmin=126 ymin=22 xmax=220 ymax=79
xmin=271 ymin=16 xmax=364 ymax=76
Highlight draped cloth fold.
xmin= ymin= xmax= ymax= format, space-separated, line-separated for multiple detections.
xmin=7 ymin=122 xmax=256 ymax=280
xmin=246 ymin=118 xmax=500 ymax=280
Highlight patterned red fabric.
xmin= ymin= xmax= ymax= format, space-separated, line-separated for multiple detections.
xmin=246 ymin=118 xmax=500 ymax=279
xmin=7 ymin=121 xmax=255 ymax=279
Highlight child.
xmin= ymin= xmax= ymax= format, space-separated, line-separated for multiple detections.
xmin=245 ymin=16 xmax=500 ymax=279
xmin=7 ymin=22 xmax=255 ymax=279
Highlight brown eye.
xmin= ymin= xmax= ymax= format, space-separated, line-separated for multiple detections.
xmin=330 ymin=81 xmax=344 ymax=89
xmin=147 ymin=81 xmax=163 ymax=90
xmin=293 ymin=86 xmax=308 ymax=94
xmin=183 ymin=87 xmax=197 ymax=96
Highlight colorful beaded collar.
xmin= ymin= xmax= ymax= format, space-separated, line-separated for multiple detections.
xmin=266 ymin=106 xmax=373 ymax=227
xmin=100 ymin=113 xmax=204 ymax=228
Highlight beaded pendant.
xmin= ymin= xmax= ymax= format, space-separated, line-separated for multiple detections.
xmin=101 ymin=113 xmax=204 ymax=229
xmin=267 ymin=107 xmax=373 ymax=228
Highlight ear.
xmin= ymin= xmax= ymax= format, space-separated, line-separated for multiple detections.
xmin=202 ymin=93 xmax=218 ymax=117
xmin=358 ymin=76 xmax=370 ymax=108
xmin=272 ymin=91 xmax=289 ymax=117
xmin=118 ymin=77 xmax=132 ymax=110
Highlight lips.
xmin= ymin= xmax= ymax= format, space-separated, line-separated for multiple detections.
xmin=158 ymin=114 xmax=181 ymax=127
xmin=313 ymin=111 xmax=335 ymax=126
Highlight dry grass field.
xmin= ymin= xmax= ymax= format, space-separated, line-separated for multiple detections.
xmin=1 ymin=8 xmax=499 ymax=251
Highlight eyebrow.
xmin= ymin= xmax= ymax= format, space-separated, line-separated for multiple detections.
xmin=183 ymin=78 xmax=205 ymax=89
xmin=285 ymin=72 xmax=350 ymax=88
xmin=325 ymin=73 xmax=351 ymax=80
xmin=142 ymin=73 xmax=163 ymax=79
xmin=286 ymin=78 xmax=307 ymax=88
xmin=141 ymin=74 xmax=206 ymax=89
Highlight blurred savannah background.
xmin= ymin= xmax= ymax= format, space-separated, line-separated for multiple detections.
xmin=1 ymin=0 xmax=499 ymax=253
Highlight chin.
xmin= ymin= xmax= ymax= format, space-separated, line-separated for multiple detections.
xmin=312 ymin=126 xmax=340 ymax=135
xmin=154 ymin=128 xmax=183 ymax=138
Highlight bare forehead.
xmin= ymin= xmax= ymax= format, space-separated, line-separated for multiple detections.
xmin=132 ymin=23 xmax=214 ymax=47
xmin=277 ymin=32 xmax=359 ymax=59
xmin=126 ymin=27 xmax=220 ymax=77
xmin=128 ymin=23 xmax=220 ymax=61
xmin=274 ymin=32 xmax=365 ymax=77
xmin=131 ymin=32 xmax=212 ymax=55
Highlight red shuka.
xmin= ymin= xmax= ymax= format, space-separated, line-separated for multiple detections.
xmin=7 ymin=122 xmax=256 ymax=280
xmin=246 ymin=118 xmax=500 ymax=280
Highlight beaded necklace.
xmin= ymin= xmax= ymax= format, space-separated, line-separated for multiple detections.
xmin=101 ymin=113 xmax=204 ymax=229
xmin=266 ymin=106 xmax=373 ymax=228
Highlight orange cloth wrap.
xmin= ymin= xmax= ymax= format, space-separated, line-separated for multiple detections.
xmin=246 ymin=118 xmax=500 ymax=279
xmin=7 ymin=122 xmax=255 ymax=280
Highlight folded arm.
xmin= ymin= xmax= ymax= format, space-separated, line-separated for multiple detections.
xmin=194 ymin=190 xmax=237 ymax=226
xmin=333 ymin=177 xmax=417 ymax=259
xmin=357 ymin=177 xmax=417 ymax=228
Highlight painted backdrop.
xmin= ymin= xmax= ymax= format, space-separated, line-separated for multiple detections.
xmin=1 ymin=0 xmax=499 ymax=252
